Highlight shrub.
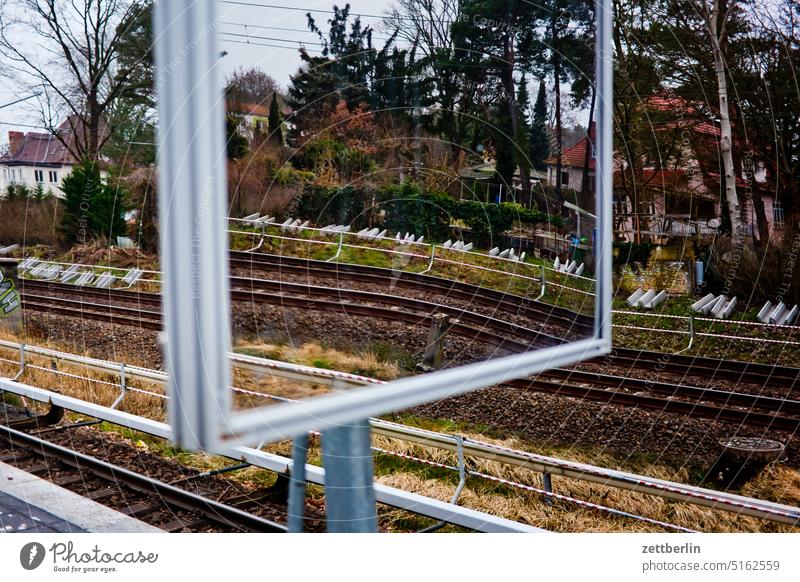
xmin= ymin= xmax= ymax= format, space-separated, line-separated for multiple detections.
xmin=614 ymin=242 xmax=654 ymax=268
xmin=0 ymin=197 xmax=61 ymax=245
xmin=294 ymin=183 xmax=376 ymax=229
xmin=5 ymin=183 xmax=30 ymax=200
xmin=380 ymin=183 xmax=455 ymax=242
xmin=454 ymin=200 xmax=517 ymax=245
xmin=60 ymin=159 xmax=127 ymax=245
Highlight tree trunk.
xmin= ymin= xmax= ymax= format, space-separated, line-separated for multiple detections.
xmin=502 ymin=34 xmax=530 ymax=193
xmin=580 ymin=87 xmax=596 ymax=206
xmin=554 ymin=54 xmax=563 ymax=199
xmin=708 ymin=7 xmax=742 ymax=244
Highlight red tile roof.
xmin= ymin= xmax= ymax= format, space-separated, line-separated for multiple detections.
xmin=227 ymin=100 xmax=269 ymax=117
xmin=0 ymin=131 xmax=75 ymax=166
xmin=544 ymin=122 xmax=596 ymax=169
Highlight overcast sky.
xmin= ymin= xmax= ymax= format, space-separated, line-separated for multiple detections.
xmin=0 ymin=0 xmax=394 ymax=144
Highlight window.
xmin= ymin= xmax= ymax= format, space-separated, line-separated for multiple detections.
xmin=34 ymin=170 xmax=44 ymax=183
xmin=774 ymin=201 xmax=785 ymax=229
xmin=561 ymin=172 xmax=570 ymax=186
xmin=49 ymin=171 xmax=58 ymax=183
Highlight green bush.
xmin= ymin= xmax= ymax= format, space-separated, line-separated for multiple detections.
xmin=381 ymin=182 xmax=455 ymax=242
xmin=60 ymin=159 xmax=127 ymax=245
xmin=294 ymin=183 xmax=376 ymax=229
xmin=272 ymin=167 xmax=315 ymax=187
xmin=454 ymin=201 xmax=517 ymax=245
xmin=5 ymin=183 xmax=30 ymax=200
xmin=293 ymin=181 xmax=561 ymax=245
xmin=614 ymin=242 xmax=654 ymax=267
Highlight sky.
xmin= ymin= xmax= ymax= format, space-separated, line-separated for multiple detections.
xmin=217 ymin=0 xmax=395 ymax=89
xmin=0 ymin=0 xmax=589 ymax=146
xmin=0 ymin=0 xmax=394 ymax=145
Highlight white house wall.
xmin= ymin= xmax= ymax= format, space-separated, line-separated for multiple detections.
xmin=0 ymin=164 xmax=70 ymax=198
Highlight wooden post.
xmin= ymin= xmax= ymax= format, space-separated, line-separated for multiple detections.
xmin=418 ymin=313 xmax=450 ymax=372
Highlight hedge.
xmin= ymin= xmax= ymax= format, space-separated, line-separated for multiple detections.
xmin=292 ymin=182 xmax=561 ymax=244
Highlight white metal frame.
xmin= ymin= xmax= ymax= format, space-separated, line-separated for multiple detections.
xmin=154 ymin=0 xmax=613 ymax=451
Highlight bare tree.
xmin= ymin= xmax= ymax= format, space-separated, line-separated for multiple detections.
xmin=225 ymin=66 xmax=282 ymax=106
xmin=682 ymin=0 xmax=744 ymax=243
xmin=0 ymin=0 xmax=144 ymax=160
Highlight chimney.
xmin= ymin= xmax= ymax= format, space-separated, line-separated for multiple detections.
xmin=7 ymin=131 xmax=24 ymax=156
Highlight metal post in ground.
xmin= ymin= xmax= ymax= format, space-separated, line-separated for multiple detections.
xmin=321 ymin=420 xmax=377 ymax=533
xmin=287 ymin=433 xmax=310 ymax=533
xmin=542 ymin=472 xmax=554 ymax=506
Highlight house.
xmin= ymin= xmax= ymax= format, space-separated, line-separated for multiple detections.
xmin=544 ymin=122 xmax=596 ymax=195
xmin=226 ymin=98 xmax=290 ymax=144
xmin=544 ymin=101 xmax=777 ymax=243
xmin=0 ymin=128 xmax=77 ymax=197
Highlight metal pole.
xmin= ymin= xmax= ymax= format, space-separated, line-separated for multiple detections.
xmin=326 ymin=232 xmax=344 ymax=262
xmin=287 ymin=433 xmax=309 ymax=533
xmin=542 ymin=472 xmax=554 ymax=507
xmin=321 ymin=420 xmax=377 ymax=532
xmin=154 ymin=0 xmax=233 ymax=450
xmin=594 ymin=0 xmax=613 ymax=344
xmin=536 ymin=267 xmax=546 ymax=300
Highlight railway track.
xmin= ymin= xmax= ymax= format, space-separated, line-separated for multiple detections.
xmin=16 ymin=278 xmax=800 ymax=433
xmin=0 ymin=421 xmax=288 ymax=532
xmin=228 ymin=250 xmax=594 ymax=335
xmin=228 ymin=252 xmax=800 ymax=388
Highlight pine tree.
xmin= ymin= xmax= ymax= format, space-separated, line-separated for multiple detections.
xmin=268 ymin=93 xmax=282 ymax=144
xmin=60 ymin=159 xmax=127 ymax=244
xmin=493 ymin=105 xmax=516 ymax=192
xmin=225 ymin=115 xmax=248 ymax=160
xmin=529 ymin=80 xmax=550 ymax=170
xmin=515 ymin=75 xmax=532 ymax=189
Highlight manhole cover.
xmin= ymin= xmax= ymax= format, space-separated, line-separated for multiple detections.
xmin=718 ymin=437 xmax=785 ymax=463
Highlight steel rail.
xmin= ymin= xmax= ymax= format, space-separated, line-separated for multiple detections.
xmin=226 ymin=252 xmax=800 ymax=386
xmin=22 ymin=257 xmax=799 ymax=388
xmin=2 ymin=366 xmax=798 ymax=526
xmin=0 ymin=423 xmax=286 ymax=532
xmin=17 ymin=287 xmax=800 ymax=430
xmin=228 ymin=251 xmax=593 ymax=333
xmin=0 ymin=377 xmax=539 ymax=532
xmin=540 ymin=368 xmax=800 ymax=415
xmin=21 ymin=280 xmax=800 ymax=402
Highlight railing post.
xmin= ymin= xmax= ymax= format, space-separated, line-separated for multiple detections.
xmin=676 ymin=314 xmax=695 ymax=354
xmin=536 ymin=266 xmax=546 ymax=300
xmin=321 ymin=420 xmax=377 ymax=532
xmin=287 ymin=433 xmax=310 ymax=533
xmin=110 ymin=364 xmax=127 ymax=410
xmin=542 ymin=472 xmax=554 ymax=506
xmin=420 ymin=244 xmax=437 ymax=274
xmin=326 ymin=232 xmax=344 ymax=262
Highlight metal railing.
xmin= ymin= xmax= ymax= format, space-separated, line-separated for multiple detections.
xmin=1 ymin=339 xmax=797 ymax=527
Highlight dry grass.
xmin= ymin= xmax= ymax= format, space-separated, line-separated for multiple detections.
xmin=2 ymin=329 xmax=798 ymax=532
xmin=235 ymin=340 xmax=401 ymax=381
xmin=0 ymin=329 xmax=167 ymax=420
xmin=373 ymin=430 xmax=800 ymax=533
xmin=0 ymin=198 xmax=62 ymax=246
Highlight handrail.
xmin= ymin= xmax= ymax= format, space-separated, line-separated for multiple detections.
xmin=1 ymin=339 xmax=797 ymax=526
